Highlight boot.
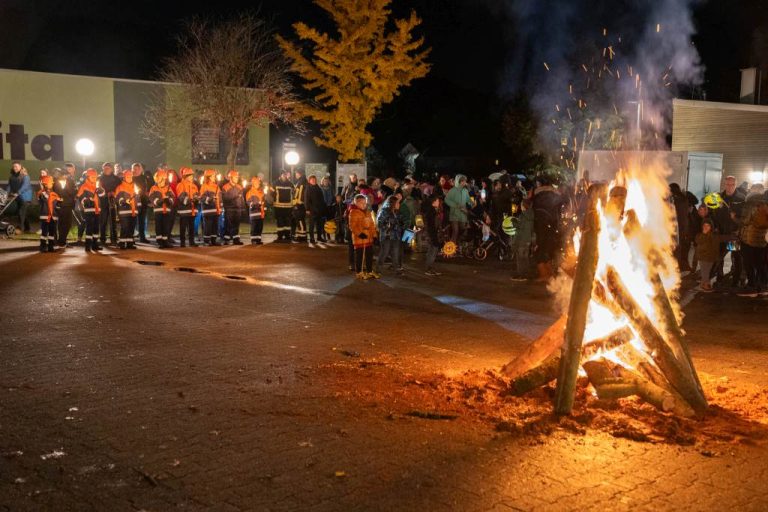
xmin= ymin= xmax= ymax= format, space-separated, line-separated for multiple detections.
xmin=47 ymin=240 xmax=56 ymax=253
xmin=233 ymin=237 xmax=243 ymax=246
xmin=180 ymin=240 xmax=186 ymax=248
xmin=118 ymin=242 xmax=125 ymax=250
xmin=189 ymin=241 xmax=198 ymax=247
xmin=39 ymin=240 xmax=47 ymax=253
xmin=85 ymin=239 xmax=92 ymax=253
xmin=92 ymin=240 xmax=102 ymax=251
xmin=211 ymin=240 xmax=220 ymax=246
xmin=128 ymin=242 xmax=137 ymax=250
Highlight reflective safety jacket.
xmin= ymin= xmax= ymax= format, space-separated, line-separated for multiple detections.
xmin=176 ymin=180 xmax=200 ymax=217
xmin=115 ymin=182 xmax=139 ymax=216
xmin=245 ymin=187 xmax=265 ymax=219
xmin=221 ymin=182 xmax=245 ymax=212
xmin=77 ymin=182 xmax=101 ymax=215
xmin=38 ymin=189 xmax=62 ymax=222
xmin=148 ymin=185 xmax=175 ymax=214
xmin=292 ymin=177 xmax=307 ymax=206
xmin=199 ymin=182 xmax=221 ymax=215
xmin=274 ymin=179 xmax=293 ymax=208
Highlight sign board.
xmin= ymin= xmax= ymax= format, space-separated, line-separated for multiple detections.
xmin=304 ymin=162 xmax=329 ymax=181
xmin=336 ymin=162 xmax=367 ymax=192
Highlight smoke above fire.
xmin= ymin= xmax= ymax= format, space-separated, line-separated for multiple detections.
xmin=488 ymin=0 xmax=704 ymax=153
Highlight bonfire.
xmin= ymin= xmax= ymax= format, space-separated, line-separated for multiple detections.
xmin=502 ymin=160 xmax=708 ymax=418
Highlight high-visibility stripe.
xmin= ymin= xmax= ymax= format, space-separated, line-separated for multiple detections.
xmin=177 ymin=209 xmax=192 ymax=215
xmin=202 ymin=209 xmax=217 ymax=214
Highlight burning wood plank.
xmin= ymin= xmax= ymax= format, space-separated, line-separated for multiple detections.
xmin=554 ymin=184 xmax=604 ymax=414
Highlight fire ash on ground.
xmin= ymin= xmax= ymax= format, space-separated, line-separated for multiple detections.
xmin=317 ymin=357 xmax=768 ymax=448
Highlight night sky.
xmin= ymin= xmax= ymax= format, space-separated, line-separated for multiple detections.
xmin=1 ymin=0 xmax=766 ymax=166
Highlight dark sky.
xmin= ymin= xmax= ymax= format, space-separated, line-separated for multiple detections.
xmin=1 ymin=0 xmax=765 ymax=163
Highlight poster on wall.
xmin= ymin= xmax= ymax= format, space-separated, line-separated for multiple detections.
xmin=304 ymin=163 xmax=329 ymax=182
xmin=336 ymin=162 xmax=367 ymax=192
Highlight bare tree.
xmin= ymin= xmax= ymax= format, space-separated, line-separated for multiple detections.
xmin=144 ymin=14 xmax=303 ymax=169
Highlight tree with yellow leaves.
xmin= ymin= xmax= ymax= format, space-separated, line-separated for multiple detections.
xmin=278 ymin=0 xmax=431 ymax=162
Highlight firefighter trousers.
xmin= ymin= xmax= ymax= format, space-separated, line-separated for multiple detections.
xmin=203 ymin=214 xmax=218 ymax=244
xmin=179 ymin=216 xmax=195 ymax=245
xmin=154 ymin=212 xmax=173 ymax=244
xmin=275 ymin=207 xmax=291 ymax=241
xmin=84 ymin=213 xmax=99 ymax=250
xmin=224 ymin=210 xmax=241 ymax=243
xmin=118 ymin=215 xmax=136 ymax=246
xmin=40 ymin=219 xmax=57 ymax=251
xmin=250 ymin=218 xmax=264 ymax=243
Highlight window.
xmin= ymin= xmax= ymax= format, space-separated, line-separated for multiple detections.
xmin=191 ymin=120 xmax=249 ymax=165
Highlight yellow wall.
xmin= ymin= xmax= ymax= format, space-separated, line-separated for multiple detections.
xmin=0 ymin=68 xmax=116 ymax=177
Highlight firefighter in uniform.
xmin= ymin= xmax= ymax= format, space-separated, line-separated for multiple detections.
xmin=221 ymin=170 xmax=245 ymax=245
xmin=98 ymin=162 xmax=121 ymax=246
xmin=176 ymin=167 xmax=200 ymax=247
xmin=115 ymin=169 xmax=140 ymax=250
xmin=38 ymin=176 xmax=62 ymax=253
xmin=291 ymin=169 xmax=308 ymax=243
xmin=273 ymin=170 xmax=293 ymax=243
xmin=200 ymin=169 xmax=221 ymax=246
xmin=77 ymin=169 xmax=102 ymax=252
xmin=148 ymin=169 xmax=176 ymax=248
xmin=246 ymin=176 xmax=266 ymax=245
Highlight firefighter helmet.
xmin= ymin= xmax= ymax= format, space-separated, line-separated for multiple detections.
xmin=181 ymin=167 xmax=194 ymax=177
xmin=154 ymin=169 xmax=168 ymax=182
xmin=204 ymin=169 xmax=216 ymax=178
xmin=85 ymin=168 xmax=98 ymax=178
xmin=703 ymin=192 xmax=724 ymax=209
xmin=324 ymin=220 xmax=337 ymax=235
xmin=227 ymin=170 xmax=239 ymax=180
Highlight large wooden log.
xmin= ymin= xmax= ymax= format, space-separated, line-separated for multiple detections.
xmin=583 ymin=360 xmax=695 ymax=417
xmin=623 ymin=209 xmax=708 ymax=410
xmin=554 ymin=184 xmax=604 ymax=415
xmin=500 ymin=314 xmax=567 ymax=378
xmin=508 ymin=326 xmax=633 ymax=396
xmin=605 ymin=266 xmax=708 ymax=415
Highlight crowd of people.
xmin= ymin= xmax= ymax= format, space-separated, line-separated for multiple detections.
xmin=681 ymin=176 xmax=768 ymax=298
xmin=5 ymin=161 xmax=767 ymax=292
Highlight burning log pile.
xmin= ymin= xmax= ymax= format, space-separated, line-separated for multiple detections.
xmin=502 ymin=172 xmax=708 ymax=418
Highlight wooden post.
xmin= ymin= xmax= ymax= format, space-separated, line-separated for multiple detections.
xmin=554 ymin=184 xmax=603 ymax=415
xmin=605 ymin=266 xmax=708 ymax=415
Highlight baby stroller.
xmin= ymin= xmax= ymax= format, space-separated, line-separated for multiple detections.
xmin=0 ymin=189 xmax=18 ymax=237
xmin=473 ymin=219 xmax=512 ymax=261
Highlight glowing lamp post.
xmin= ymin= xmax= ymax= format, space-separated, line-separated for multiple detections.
xmin=75 ymin=138 xmax=95 ymax=168
xmin=750 ymin=170 xmax=765 ymax=185
xmin=284 ymin=150 xmax=300 ymax=175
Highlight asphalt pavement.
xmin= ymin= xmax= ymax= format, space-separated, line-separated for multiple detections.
xmin=1 ymin=238 xmax=767 ymax=511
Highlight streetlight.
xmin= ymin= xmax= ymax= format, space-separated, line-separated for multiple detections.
xmin=284 ymin=150 xmax=300 ymax=177
xmin=75 ymin=138 xmax=95 ymax=168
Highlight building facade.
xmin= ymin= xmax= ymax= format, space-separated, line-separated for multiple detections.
xmin=672 ymin=99 xmax=768 ymax=187
xmin=0 ymin=68 xmax=269 ymax=181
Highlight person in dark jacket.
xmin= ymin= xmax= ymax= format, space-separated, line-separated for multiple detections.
xmin=132 ymin=163 xmax=152 ymax=243
xmin=375 ymin=195 xmax=404 ymax=273
xmin=713 ymin=175 xmax=746 ymax=286
xmin=53 ymin=164 xmax=77 ymax=246
xmin=304 ymin=175 xmax=326 ymax=244
xmin=422 ymin=194 xmax=444 ymax=276
xmin=491 ymin=179 xmax=514 ymax=240
xmin=97 ymin=162 xmax=121 ymax=246
xmin=670 ymin=183 xmax=692 ymax=272
xmin=221 ymin=170 xmax=245 ymax=245
xmin=695 ymin=220 xmax=719 ymax=292
xmin=532 ymin=177 xmax=563 ymax=280
xmin=6 ymin=162 xmax=32 ymax=233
